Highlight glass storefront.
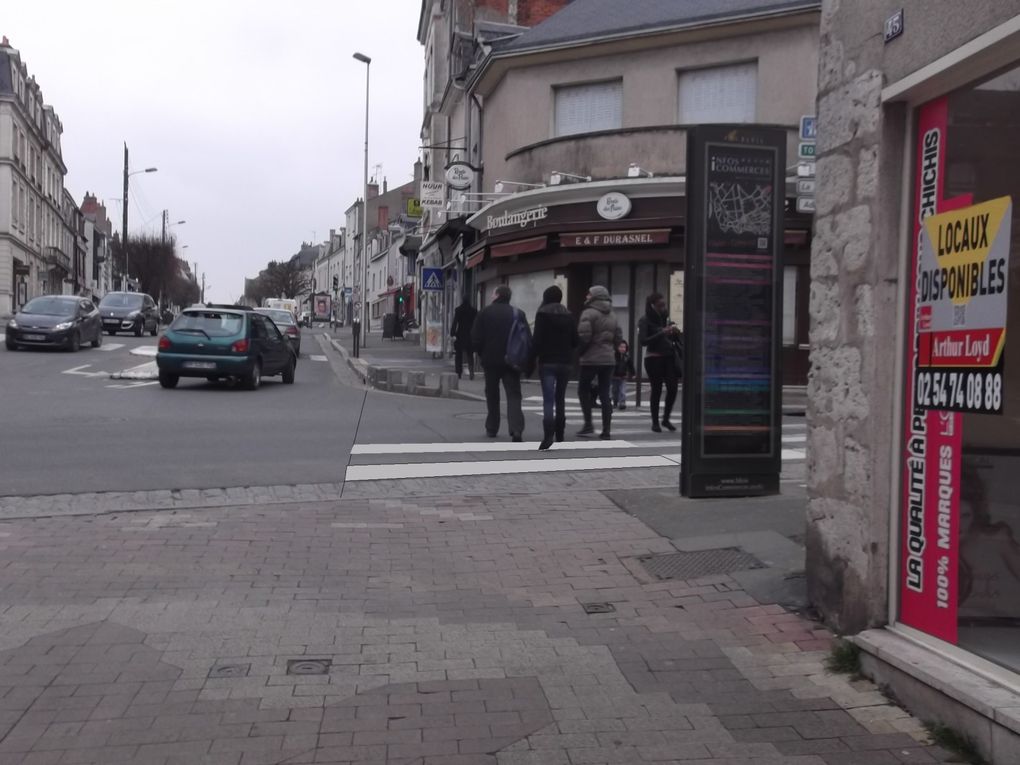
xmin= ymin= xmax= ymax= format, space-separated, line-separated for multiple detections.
xmin=899 ymin=62 xmax=1020 ymax=674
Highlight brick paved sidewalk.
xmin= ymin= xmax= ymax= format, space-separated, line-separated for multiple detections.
xmin=0 ymin=490 xmax=950 ymax=764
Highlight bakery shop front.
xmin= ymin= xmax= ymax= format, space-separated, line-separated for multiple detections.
xmin=464 ymin=177 xmax=812 ymax=384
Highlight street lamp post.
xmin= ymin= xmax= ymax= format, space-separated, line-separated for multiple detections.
xmin=161 ymin=211 xmax=186 ymax=245
xmin=354 ymin=52 xmax=371 ymax=351
xmin=121 ymin=143 xmax=157 ymax=291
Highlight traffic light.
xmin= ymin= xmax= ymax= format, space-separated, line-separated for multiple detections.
xmin=332 ymin=275 xmax=339 ymax=291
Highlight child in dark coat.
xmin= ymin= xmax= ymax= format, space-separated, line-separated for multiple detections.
xmin=611 ymin=340 xmax=636 ymax=410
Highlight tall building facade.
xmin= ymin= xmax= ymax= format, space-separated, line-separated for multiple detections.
xmin=807 ymin=3 xmax=1020 ymax=760
xmin=0 ymin=37 xmax=71 ymax=315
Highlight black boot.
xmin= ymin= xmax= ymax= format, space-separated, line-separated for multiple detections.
xmin=660 ymin=417 xmax=677 ymax=432
xmin=576 ymin=421 xmax=594 ymax=437
xmin=555 ymin=415 xmax=566 ymax=442
xmin=650 ymin=403 xmax=661 ymax=433
xmin=539 ymin=419 xmax=555 ymax=451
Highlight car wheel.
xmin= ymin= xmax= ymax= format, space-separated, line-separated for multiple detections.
xmin=243 ymin=360 xmax=262 ymax=391
xmin=158 ymin=371 xmax=179 ymax=389
xmin=282 ymin=357 xmax=295 ymax=384
xmin=134 ymin=321 xmax=143 ymax=338
xmin=91 ymin=329 xmax=103 ymax=348
xmin=68 ymin=332 xmax=81 ymax=352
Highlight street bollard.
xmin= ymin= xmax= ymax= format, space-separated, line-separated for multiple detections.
xmin=352 ymin=320 xmax=361 ymax=358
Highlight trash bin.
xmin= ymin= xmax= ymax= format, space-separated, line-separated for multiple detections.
xmin=382 ymin=313 xmax=397 ymax=339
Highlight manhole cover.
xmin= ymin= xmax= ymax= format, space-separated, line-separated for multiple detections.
xmin=581 ymin=602 xmax=616 ymax=614
xmin=286 ymin=659 xmax=331 ymax=675
xmin=638 ymin=548 xmax=764 ymax=580
xmin=208 ymin=663 xmax=250 ymax=678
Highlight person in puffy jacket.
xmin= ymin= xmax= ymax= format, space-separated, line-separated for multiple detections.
xmin=638 ymin=292 xmax=682 ymax=432
xmin=576 ymin=285 xmax=621 ymax=439
xmin=531 ymin=284 xmax=578 ymax=450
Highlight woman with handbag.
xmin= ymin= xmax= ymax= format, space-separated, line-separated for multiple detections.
xmin=638 ymin=293 xmax=681 ymax=432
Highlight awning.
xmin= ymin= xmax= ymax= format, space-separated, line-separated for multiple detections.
xmin=490 ymin=235 xmax=547 ymax=259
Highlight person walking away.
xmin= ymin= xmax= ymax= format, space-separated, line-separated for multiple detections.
xmin=531 ymin=285 xmax=578 ymax=450
xmin=576 ymin=285 xmax=621 ymax=439
xmin=612 ymin=340 xmax=636 ymax=410
xmin=450 ymin=295 xmax=477 ymax=380
xmin=471 ymin=285 xmax=529 ymax=442
xmin=638 ymin=293 xmax=681 ymax=432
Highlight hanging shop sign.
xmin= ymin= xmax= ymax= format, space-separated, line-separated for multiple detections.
xmin=444 ymin=161 xmax=475 ymax=190
xmin=420 ymin=181 xmax=445 ymax=210
xmin=899 ymin=96 xmax=962 ymax=645
xmin=561 ymin=229 xmax=670 ymax=248
xmin=915 ymin=196 xmax=1011 ymax=414
xmin=484 ymin=205 xmax=549 ymax=232
xmin=681 ymin=125 xmax=785 ymax=498
xmin=596 ymin=192 xmax=632 ymax=220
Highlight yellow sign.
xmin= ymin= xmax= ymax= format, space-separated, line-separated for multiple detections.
xmin=407 ymin=198 xmax=423 ymax=218
xmin=922 ymin=196 xmax=1010 ymax=306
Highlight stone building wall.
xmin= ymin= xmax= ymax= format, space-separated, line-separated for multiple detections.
xmin=807 ymin=0 xmax=1020 ymax=633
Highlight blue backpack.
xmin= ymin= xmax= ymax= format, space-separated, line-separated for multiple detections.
xmin=504 ymin=308 xmax=532 ymax=372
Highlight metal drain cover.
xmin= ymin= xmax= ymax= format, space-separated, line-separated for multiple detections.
xmin=208 ymin=663 xmax=250 ymax=678
xmin=581 ymin=602 xmax=616 ymax=614
xmin=286 ymin=658 xmax=331 ymax=675
xmin=638 ymin=548 xmax=764 ymax=580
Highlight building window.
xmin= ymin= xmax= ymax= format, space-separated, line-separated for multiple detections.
xmin=553 ymin=80 xmax=622 ymax=137
xmin=897 ymin=61 xmax=1020 ymax=674
xmin=678 ymin=62 xmax=757 ymax=124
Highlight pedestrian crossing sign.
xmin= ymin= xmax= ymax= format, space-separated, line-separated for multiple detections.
xmin=422 ymin=268 xmax=444 ymax=291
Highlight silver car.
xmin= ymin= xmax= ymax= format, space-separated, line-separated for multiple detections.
xmin=255 ymin=308 xmax=301 ymax=355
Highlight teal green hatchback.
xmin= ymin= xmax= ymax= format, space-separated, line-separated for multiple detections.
xmin=156 ymin=305 xmax=297 ymax=390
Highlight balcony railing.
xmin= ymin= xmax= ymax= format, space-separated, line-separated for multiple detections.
xmin=43 ymin=246 xmax=71 ymax=272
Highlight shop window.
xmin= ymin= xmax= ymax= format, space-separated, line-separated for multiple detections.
xmin=553 ymin=80 xmax=622 ymax=138
xmin=898 ymin=62 xmax=1020 ymax=674
xmin=678 ymin=62 xmax=757 ymax=124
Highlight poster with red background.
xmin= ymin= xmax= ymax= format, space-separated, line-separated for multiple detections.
xmin=899 ymin=97 xmax=964 ymax=644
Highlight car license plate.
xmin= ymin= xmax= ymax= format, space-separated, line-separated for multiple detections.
xmin=183 ymin=361 xmax=216 ymax=370
xmin=103 ymin=319 xmax=118 ymax=325
xmin=24 ymin=334 xmax=45 ymax=341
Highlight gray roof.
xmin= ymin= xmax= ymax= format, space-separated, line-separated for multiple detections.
xmin=499 ymin=0 xmax=819 ymax=52
xmin=0 ymin=51 xmax=14 ymax=95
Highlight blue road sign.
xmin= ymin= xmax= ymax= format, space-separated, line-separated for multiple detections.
xmin=800 ymin=115 xmax=817 ymax=141
xmin=422 ymin=268 xmax=444 ymax=292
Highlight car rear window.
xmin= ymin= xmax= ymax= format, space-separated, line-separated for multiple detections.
xmin=172 ymin=311 xmax=245 ymax=337
xmin=260 ymin=309 xmax=295 ymax=325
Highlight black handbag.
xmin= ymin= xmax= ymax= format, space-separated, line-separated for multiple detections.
xmin=670 ymin=335 xmax=684 ymax=376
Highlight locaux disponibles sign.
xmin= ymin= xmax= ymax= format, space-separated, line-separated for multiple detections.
xmin=915 ymin=196 xmax=1012 ymax=414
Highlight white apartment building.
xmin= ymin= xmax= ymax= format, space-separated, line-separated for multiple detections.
xmin=0 ymin=38 xmax=71 ymax=316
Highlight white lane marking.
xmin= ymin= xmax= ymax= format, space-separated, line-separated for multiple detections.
xmin=783 ymin=448 xmax=807 ymax=460
xmin=0 ymin=333 xmax=5 ymax=342
xmin=110 ymin=361 xmax=158 ymax=380
xmin=62 ymin=365 xmax=111 ymax=378
xmin=97 ymin=343 xmax=125 ymax=352
xmin=331 ymin=522 xmax=405 ymax=529
xmin=352 ymin=440 xmax=639 ymax=455
xmin=106 ymin=381 xmax=159 ymax=389
xmin=345 ymin=455 xmax=677 ymax=482
xmin=130 ymin=346 xmax=159 ymax=357
xmin=310 ymin=354 xmax=328 ymax=362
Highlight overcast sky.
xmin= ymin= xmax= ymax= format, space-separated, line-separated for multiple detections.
xmin=5 ymin=1 xmax=424 ymax=303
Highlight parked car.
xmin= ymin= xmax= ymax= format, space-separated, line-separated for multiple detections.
xmin=256 ymin=307 xmax=301 ymax=355
xmin=156 ymin=304 xmax=297 ymax=390
xmin=5 ymin=295 xmax=103 ymax=352
xmin=98 ymin=291 xmax=160 ymax=336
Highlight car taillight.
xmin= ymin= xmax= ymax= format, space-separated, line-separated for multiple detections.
xmin=231 ymin=339 xmax=249 ymax=353
xmin=287 ymin=326 xmax=298 ymax=335
xmin=158 ymin=336 xmax=171 ymax=350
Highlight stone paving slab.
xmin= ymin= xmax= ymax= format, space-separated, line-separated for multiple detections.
xmin=0 ymin=491 xmax=950 ymax=764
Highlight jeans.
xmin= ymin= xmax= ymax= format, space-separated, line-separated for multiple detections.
xmin=611 ymin=377 xmax=626 ymax=407
xmin=578 ymin=365 xmax=613 ymax=430
xmin=539 ymin=363 xmax=570 ymax=421
xmin=483 ymin=364 xmax=524 ymax=437
xmin=644 ymin=355 xmax=679 ymax=422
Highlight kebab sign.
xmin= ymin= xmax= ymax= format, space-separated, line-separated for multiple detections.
xmin=915 ymin=196 xmax=1012 ymax=414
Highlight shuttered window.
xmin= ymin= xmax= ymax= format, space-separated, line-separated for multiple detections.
xmin=554 ymin=80 xmax=622 ymax=137
xmin=678 ymin=62 xmax=757 ymax=124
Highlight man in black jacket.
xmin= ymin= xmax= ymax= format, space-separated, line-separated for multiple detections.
xmin=531 ymin=284 xmax=577 ymax=449
xmin=450 ymin=295 xmax=477 ymax=380
xmin=471 ymin=285 xmax=528 ymax=441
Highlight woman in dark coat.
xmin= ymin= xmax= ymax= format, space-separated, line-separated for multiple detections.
xmin=638 ymin=293 xmax=681 ymax=432
xmin=531 ymin=285 xmax=578 ymax=450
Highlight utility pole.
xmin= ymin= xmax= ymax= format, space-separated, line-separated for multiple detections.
xmin=122 ymin=143 xmax=129 ymax=290
xmin=201 ymin=273 xmax=205 ymax=303
xmin=161 ymin=210 xmax=167 ymax=245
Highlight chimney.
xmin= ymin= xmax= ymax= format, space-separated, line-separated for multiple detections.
xmin=517 ymin=0 xmax=572 ymax=26
xmin=383 ymin=177 xmax=388 ymax=194
xmin=367 ymin=183 xmax=379 ymax=199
